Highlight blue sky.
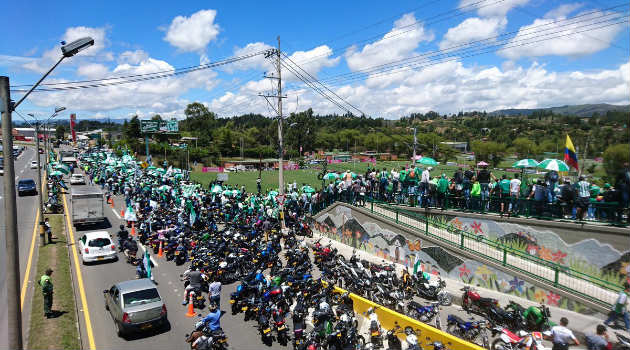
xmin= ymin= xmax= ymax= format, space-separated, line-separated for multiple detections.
xmin=1 ymin=0 xmax=628 ymax=120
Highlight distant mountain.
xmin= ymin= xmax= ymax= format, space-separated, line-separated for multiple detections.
xmin=490 ymin=104 xmax=628 ymax=117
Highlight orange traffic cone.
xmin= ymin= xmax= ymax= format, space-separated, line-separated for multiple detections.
xmin=110 ymin=198 xmax=114 ymax=208
xmin=185 ymin=294 xmax=195 ymax=317
xmin=157 ymin=241 xmax=163 ymax=258
xmin=120 ymin=208 xmax=125 ymax=217
xmin=131 ymin=222 xmax=136 ymax=236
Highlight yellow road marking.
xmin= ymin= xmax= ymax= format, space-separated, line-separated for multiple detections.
xmin=20 ymin=208 xmax=39 ymax=308
xmin=62 ymin=191 xmax=96 ymax=350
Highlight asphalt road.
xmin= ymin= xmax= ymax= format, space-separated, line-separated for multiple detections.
xmin=68 ymin=180 xmax=291 ymax=350
xmin=0 ymin=146 xmax=43 ymax=348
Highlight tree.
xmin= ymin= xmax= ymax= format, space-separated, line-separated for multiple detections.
xmin=55 ymin=124 xmax=66 ymax=140
xmin=123 ymin=116 xmax=141 ymax=140
xmin=511 ymin=137 xmax=537 ymax=158
xmin=471 ymin=140 xmax=505 ymax=167
xmin=602 ymin=144 xmax=630 ymax=181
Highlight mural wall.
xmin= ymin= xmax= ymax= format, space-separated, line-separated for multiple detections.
xmin=311 ymin=205 xmax=617 ymax=314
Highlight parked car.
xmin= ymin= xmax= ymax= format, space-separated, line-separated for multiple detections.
xmin=70 ymin=173 xmax=85 ymax=185
xmin=78 ymin=231 xmax=117 ymax=264
xmin=17 ymin=179 xmax=37 ymax=196
xmin=30 ymin=161 xmax=38 ymax=169
xmin=103 ymin=279 xmax=168 ymax=337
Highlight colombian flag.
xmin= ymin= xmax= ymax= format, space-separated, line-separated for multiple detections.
xmin=564 ymin=135 xmax=579 ymax=170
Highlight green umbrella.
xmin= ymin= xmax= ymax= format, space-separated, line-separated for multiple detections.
xmin=49 ymin=170 xmax=63 ymax=176
xmin=322 ymin=173 xmax=339 ymax=180
xmin=512 ymin=159 xmax=539 ymax=168
xmin=268 ymin=190 xmax=279 ymax=198
xmin=301 ymin=185 xmax=316 ymax=193
xmin=417 ymin=157 xmax=438 ymax=166
xmin=157 ymin=185 xmax=171 ymax=192
xmin=156 ymin=168 xmax=166 ymax=174
xmin=537 ymin=159 xmax=570 ymax=172
xmin=211 ymin=185 xmax=223 ymax=194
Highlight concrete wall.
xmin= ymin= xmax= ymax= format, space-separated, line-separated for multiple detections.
xmin=311 ymin=203 xmax=614 ymax=314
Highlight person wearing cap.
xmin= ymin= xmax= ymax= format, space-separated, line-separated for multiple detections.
xmin=39 ymin=268 xmax=54 ymax=318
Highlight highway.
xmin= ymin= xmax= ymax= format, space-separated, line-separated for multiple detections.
xmin=0 ymin=145 xmax=44 ymax=348
xmin=66 ymin=179 xmax=292 ymax=350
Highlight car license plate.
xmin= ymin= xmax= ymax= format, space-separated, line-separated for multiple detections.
xmin=175 ymin=251 xmax=180 ymax=255
xmin=230 ymin=300 xmax=235 ymax=304
xmin=241 ymin=307 xmax=248 ymax=311
xmin=371 ymin=331 xmax=379 ymax=336
xmin=97 ymin=256 xmax=104 ymax=260
xmin=263 ymin=328 xmax=271 ymax=334
xmin=140 ymin=324 xmax=152 ymax=330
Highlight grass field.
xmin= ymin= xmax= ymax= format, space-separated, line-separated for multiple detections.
xmin=28 ymin=214 xmax=80 ymax=350
xmin=190 ymin=160 xmax=529 ymax=192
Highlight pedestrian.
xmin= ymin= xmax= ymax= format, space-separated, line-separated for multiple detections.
xmin=256 ymin=177 xmax=261 ymax=194
xmin=498 ymin=174 xmax=511 ymax=215
xmin=39 ymin=268 xmax=54 ymax=318
xmin=585 ymin=324 xmax=611 ymax=350
xmin=605 ymin=282 xmax=630 ymax=331
xmin=44 ymin=217 xmax=53 ymax=243
xmin=549 ymin=317 xmax=579 ymax=350
xmin=436 ymin=173 xmax=449 ymax=209
xmin=476 ymin=165 xmax=495 ymax=211
xmin=209 ymin=279 xmax=221 ymax=307
xmin=575 ymin=176 xmax=591 ymax=221
xmin=509 ymin=174 xmax=521 ymax=215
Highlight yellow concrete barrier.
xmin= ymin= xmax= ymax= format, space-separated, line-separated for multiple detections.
xmin=330 ymin=284 xmax=485 ymax=350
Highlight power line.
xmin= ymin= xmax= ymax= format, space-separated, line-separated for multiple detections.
xmin=281 ymin=52 xmax=366 ymax=116
xmin=9 ymin=50 xmax=268 ymax=90
xmin=314 ymin=11 xmax=628 ymax=85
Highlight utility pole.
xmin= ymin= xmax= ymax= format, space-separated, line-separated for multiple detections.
xmin=35 ymin=122 xmax=46 ymax=245
xmin=412 ymin=127 xmax=417 ymax=162
xmin=1 ymin=76 xmax=24 ymax=350
xmin=276 ymin=36 xmax=285 ymax=229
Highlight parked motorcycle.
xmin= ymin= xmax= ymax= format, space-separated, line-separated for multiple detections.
xmin=446 ymin=314 xmax=489 ymax=349
xmin=407 ymin=301 xmax=442 ymax=330
xmin=461 ymin=286 xmax=499 ymax=315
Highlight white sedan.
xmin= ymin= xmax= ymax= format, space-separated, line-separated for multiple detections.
xmin=70 ymin=174 xmax=85 ymax=185
xmin=78 ymin=231 xmax=118 ymax=264
xmin=30 ymin=161 xmax=38 ymax=169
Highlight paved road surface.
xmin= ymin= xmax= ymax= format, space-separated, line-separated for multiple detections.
xmin=67 ymin=179 xmax=292 ymax=350
xmin=0 ymin=146 xmax=43 ymax=348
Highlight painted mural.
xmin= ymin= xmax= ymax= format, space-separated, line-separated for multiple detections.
xmin=429 ymin=215 xmax=630 ymax=288
xmin=312 ymin=206 xmax=597 ymax=314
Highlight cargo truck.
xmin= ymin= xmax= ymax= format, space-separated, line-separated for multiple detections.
xmin=71 ymin=187 xmax=105 ymax=226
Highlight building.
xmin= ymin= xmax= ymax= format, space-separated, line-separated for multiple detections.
xmin=441 ymin=141 xmax=468 ymax=152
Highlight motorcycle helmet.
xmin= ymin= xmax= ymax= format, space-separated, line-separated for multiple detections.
xmin=236 ymin=284 xmax=243 ymax=293
xmin=208 ymin=302 xmax=217 ymax=310
xmin=120 ymin=225 xmax=125 ymax=230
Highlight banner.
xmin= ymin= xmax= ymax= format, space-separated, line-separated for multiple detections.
xmin=70 ymin=114 xmax=76 ymax=143
xmin=202 ymin=167 xmax=224 ymax=173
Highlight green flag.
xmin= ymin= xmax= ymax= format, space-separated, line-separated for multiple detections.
xmin=56 ymin=163 xmax=71 ymax=175
xmin=413 ymin=254 xmax=421 ymax=275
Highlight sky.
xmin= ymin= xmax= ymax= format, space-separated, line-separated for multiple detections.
xmin=1 ymin=0 xmax=628 ymax=121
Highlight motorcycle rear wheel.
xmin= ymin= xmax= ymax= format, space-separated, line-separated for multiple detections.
xmin=491 ymin=338 xmax=512 ymax=350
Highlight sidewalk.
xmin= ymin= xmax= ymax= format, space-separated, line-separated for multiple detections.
xmin=303 ymin=231 xmax=629 ymax=348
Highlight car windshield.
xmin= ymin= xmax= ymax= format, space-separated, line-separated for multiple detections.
xmin=88 ymin=237 xmax=111 ymax=247
xmin=123 ymin=288 xmax=160 ymax=307
xmin=19 ymin=180 xmax=35 ymax=186
xmin=72 ymin=175 xmax=82 ymax=178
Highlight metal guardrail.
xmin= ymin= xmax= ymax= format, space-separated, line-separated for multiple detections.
xmin=311 ymin=195 xmax=622 ymax=309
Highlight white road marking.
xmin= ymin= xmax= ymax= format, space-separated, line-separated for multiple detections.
xmin=138 ymin=241 xmax=159 ymax=267
xmin=111 ymin=207 xmax=121 ymax=220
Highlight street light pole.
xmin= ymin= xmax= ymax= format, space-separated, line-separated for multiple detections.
xmin=276 ymin=36 xmax=285 ymax=229
xmin=1 ymin=76 xmax=23 ymax=350
xmin=31 ymin=119 xmax=46 ymax=245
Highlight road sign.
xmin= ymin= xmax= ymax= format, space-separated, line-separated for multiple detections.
xmin=140 ymin=161 xmax=148 ymax=169
xmin=141 ymin=120 xmax=179 ymax=133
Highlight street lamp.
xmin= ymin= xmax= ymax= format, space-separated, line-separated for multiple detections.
xmin=0 ymin=36 xmax=93 ymax=350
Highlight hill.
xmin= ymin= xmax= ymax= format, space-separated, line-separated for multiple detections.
xmin=490 ymin=104 xmax=628 ymax=117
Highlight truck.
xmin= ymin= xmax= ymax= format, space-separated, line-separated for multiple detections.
xmin=71 ymin=187 xmax=105 ymax=226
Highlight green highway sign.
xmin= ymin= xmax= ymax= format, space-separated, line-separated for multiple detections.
xmin=141 ymin=120 xmax=179 ymax=133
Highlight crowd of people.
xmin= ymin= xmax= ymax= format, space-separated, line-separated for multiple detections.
xmin=305 ymin=163 xmax=630 ymax=223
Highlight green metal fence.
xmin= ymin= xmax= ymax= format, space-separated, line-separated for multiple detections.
xmin=314 ymin=196 xmax=623 ymax=309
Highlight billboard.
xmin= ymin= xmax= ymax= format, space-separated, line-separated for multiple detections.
xmin=140 ymin=120 xmax=179 ymax=134
xmin=70 ymin=114 xmax=76 ymax=142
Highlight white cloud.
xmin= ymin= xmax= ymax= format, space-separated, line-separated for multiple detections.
xmin=118 ymin=50 xmax=149 ymax=65
xmin=286 ymin=45 xmax=340 ymax=78
xmin=500 ymin=10 xmax=626 ymax=59
xmin=206 ymin=58 xmax=629 ymax=118
xmin=224 ymin=42 xmax=274 ymax=72
xmin=345 ymin=13 xmax=434 ymax=72
xmin=163 ymin=9 xmax=220 ymax=52
xmin=460 ymin=0 xmax=529 ymax=17
xmin=439 ymin=17 xmax=507 ymax=50
xmin=77 ymin=63 xmax=109 ymax=78
xmin=544 ymin=3 xmax=584 ymax=19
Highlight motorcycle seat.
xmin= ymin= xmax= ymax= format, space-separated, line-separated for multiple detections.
xmin=479 ymin=297 xmax=496 ymax=304
xmin=450 ymin=315 xmax=468 ymax=325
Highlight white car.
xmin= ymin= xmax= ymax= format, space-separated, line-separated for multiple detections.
xmin=78 ymin=231 xmax=118 ymax=264
xmin=70 ymin=174 xmax=85 ymax=185
xmin=30 ymin=161 xmax=38 ymax=169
